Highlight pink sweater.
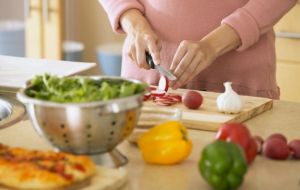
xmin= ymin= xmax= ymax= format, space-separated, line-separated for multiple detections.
xmin=99 ymin=0 xmax=297 ymax=99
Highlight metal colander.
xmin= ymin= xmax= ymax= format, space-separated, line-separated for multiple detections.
xmin=0 ymin=95 xmax=25 ymax=129
xmin=17 ymin=76 xmax=144 ymax=155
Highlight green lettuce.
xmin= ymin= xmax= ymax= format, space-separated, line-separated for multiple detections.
xmin=25 ymin=74 xmax=147 ymax=103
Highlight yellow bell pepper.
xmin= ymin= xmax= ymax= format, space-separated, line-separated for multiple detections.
xmin=137 ymin=121 xmax=192 ymax=165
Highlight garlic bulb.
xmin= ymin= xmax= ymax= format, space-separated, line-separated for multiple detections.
xmin=216 ymin=82 xmax=244 ymax=114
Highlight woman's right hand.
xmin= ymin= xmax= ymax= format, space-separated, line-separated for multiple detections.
xmin=120 ymin=9 xmax=161 ymax=69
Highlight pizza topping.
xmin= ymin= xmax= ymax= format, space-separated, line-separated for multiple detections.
xmin=73 ymin=163 xmax=86 ymax=172
xmin=52 ymin=163 xmax=66 ymax=174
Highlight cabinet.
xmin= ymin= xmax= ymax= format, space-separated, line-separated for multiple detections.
xmin=275 ymin=2 xmax=300 ymax=102
xmin=25 ymin=0 xmax=64 ymax=59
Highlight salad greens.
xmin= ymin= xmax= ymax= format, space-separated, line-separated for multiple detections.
xmin=25 ymin=74 xmax=147 ymax=103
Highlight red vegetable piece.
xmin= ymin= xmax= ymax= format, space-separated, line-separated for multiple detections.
xmin=158 ymin=99 xmax=176 ymax=105
xmin=216 ymin=123 xmax=256 ymax=164
xmin=151 ymin=90 xmax=166 ymax=97
xmin=155 ymin=101 xmax=172 ymax=106
xmin=246 ymin=138 xmax=258 ymax=163
xmin=158 ymin=76 xmax=169 ymax=92
xmin=156 ymin=96 xmax=176 ymax=102
xmin=155 ymin=96 xmax=177 ymax=105
xmin=266 ymin=133 xmax=287 ymax=143
xmin=168 ymin=94 xmax=182 ymax=102
xmin=148 ymin=86 xmax=157 ymax=91
xmin=182 ymin=90 xmax=203 ymax=109
xmin=288 ymin=139 xmax=300 ymax=159
xmin=143 ymin=92 xmax=151 ymax=101
xmin=263 ymin=138 xmax=290 ymax=160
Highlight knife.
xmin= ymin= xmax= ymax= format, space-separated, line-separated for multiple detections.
xmin=145 ymin=52 xmax=177 ymax=81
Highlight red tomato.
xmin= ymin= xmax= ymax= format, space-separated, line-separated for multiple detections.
xmin=216 ymin=123 xmax=257 ymax=164
xmin=246 ymin=138 xmax=258 ymax=163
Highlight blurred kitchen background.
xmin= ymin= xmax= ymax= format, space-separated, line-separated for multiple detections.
xmin=0 ymin=0 xmax=299 ymax=102
xmin=0 ymin=0 xmax=124 ymax=76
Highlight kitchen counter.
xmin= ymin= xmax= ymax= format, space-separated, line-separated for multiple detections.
xmin=1 ymin=100 xmax=300 ymax=190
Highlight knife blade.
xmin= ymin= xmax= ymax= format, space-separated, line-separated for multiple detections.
xmin=145 ymin=52 xmax=177 ymax=81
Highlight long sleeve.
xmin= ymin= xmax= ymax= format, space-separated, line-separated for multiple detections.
xmin=222 ymin=0 xmax=297 ymax=51
xmin=99 ymin=0 xmax=144 ymax=33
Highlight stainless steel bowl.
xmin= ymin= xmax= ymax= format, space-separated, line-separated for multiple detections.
xmin=17 ymin=76 xmax=144 ymax=155
xmin=0 ymin=95 xmax=25 ymax=129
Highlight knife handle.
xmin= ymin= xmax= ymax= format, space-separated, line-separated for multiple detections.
xmin=145 ymin=52 xmax=155 ymax=69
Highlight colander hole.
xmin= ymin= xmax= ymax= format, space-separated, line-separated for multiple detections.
xmin=65 ymin=140 xmax=69 ymax=144
xmin=42 ymin=122 xmax=46 ymax=126
xmin=108 ymin=137 xmax=113 ymax=141
xmin=87 ymin=134 xmax=92 ymax=138
xmin=60 ymin=124 xmax=65 ymax=129
xmin=49 ymin=138 xmax=54 ymax=142
xmin=63 ymin=134 xmax=67 ymax=138
xmin=110 ymin=131 xmax=114 ymax=135
xmin=111 ymin=121 xmax=116 ymax=126
xmin=86 ymin=124 xmax=92 ymax=129
xmin=129 ymin=116 xmax=133 ymax=121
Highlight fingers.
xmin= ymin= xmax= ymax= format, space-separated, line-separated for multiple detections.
xmin=147 ymin=35 xmax=161 ymax=65
xmin=170 ymin=42 xmax=187 ymax=72
xmin=126 ymin=33 xmax=161 ymax=70
xmin=127 ymin=44 xmax=137 ymax=65
xmin=173 ymin=51 xmax=195 ymax=78
xmin=175 ymin=54 xmax=202 ymax=88
xmin=170 ymin=40 xmax=213 ymax=89
xmin=136 ymin=36 xmax=149 ymax=69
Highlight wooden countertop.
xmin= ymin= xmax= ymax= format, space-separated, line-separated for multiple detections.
xmin=1 ymin=100 xmax=300 ymax=190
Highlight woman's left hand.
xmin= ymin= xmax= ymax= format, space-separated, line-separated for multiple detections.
xmin=169 ymin=24 xmax=241 ymax=89
xmin=169 ymin=40 xmax=217 ymax=89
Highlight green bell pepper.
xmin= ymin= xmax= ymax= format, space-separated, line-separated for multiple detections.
xmin=199 ymin=140 xmax=248 ymax=190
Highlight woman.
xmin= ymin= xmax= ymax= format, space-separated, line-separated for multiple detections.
xmin=99 ymin=0 xmax=297 ymax=99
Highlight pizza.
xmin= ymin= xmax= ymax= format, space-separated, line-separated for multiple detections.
xmin=0 ymin=143 xmax=97 ymax=189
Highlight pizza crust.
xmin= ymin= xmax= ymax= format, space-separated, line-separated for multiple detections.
xmin=0 ymin=144 xmax=97 ymax=190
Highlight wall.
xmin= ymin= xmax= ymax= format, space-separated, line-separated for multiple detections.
xmin=65 ymin=0 xmax=125 ymax=63
xmin=0 ymin=0 xmax=23 ymax=20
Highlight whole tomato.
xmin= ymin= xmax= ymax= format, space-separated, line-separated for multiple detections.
xmin=216 ymin=123 xmax=257 ymax=164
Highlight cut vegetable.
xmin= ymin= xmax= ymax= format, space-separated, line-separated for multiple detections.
xmin=151 ymin=90 xmax=166 ymax=97
xmin=155 ymin=101 xmax=173 ymax=106
xmin=143 ymin=92 xmax=152 ymax=101
xmin=158 ymin=76 xmax=169 ymax=92
xmin=167 ymin=94 xmax=182 ymax=102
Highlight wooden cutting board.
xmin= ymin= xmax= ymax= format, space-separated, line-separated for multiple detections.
xmin=138 ymin=89 xmax=273 ymax=131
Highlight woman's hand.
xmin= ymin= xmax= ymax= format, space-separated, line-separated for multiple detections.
xmin=120 ymin=9 xmax=161 ymax=69
xmin=169 ymin=40 xmax=217 ymax=89
xmin=170 ymin=24 xmax=241 ymax=89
